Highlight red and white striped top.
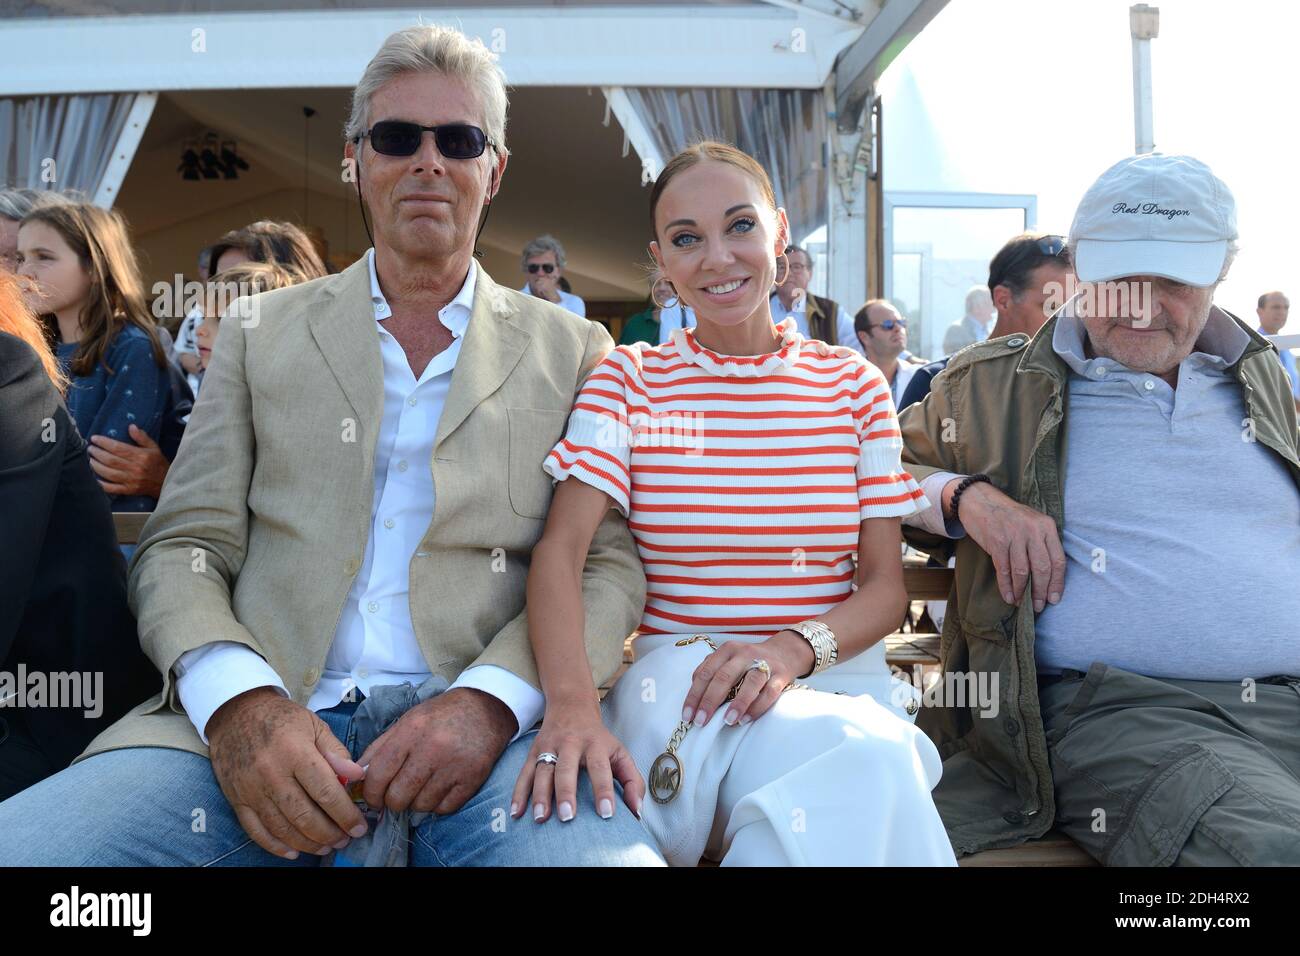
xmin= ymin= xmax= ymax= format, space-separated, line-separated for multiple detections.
xmin=544 ymin=318 xmax=928 ymax=637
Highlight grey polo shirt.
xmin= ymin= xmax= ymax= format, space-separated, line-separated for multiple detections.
xmin=1033 ymin=308 xmax=1300 ymax=680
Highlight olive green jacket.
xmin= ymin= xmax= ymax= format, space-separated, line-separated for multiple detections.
xmin=897 ymin=307 xmax=1300 ymax=856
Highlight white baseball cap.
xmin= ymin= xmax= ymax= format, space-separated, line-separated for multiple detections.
xmin=1069 ymin=153 xmax=1238 ymax=287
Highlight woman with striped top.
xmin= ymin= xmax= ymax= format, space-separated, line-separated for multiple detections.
xmin=510 ymin=142 xmax=955 ymax=866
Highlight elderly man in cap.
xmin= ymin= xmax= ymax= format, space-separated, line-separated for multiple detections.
xmin=898 ymin=153 xmax=1300 ymax=865
xmin=0 ymin=24 xmax=663 ymax=867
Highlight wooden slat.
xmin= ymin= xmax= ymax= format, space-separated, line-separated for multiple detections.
xmin=884 ymin=632 xmax=940 ymax=666
xmin=113 ymin=512 xmax=149 ymax=545
xmin=959 ymin=832 xmax=1097 ymax=867
xmin=902 ymin=566 xmax=953 ymax=601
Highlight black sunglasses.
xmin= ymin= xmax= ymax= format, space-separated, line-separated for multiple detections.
xmin=868 ymin=318 xmax=907 ymax=331
xmin=355 ymin=121 xmax=497 ymax=159
xmin=527 ymin=263 xmax=556 ymax=274
xmin=991 ymin=234 xmax=1068 ymax=289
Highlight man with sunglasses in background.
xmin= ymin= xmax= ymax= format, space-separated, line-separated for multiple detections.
xmin=0 ymin=23 xmax=663 ymax=868
xmin=854 ymin=299 xmax=919 ymax=406
xmin=898 ymin=233 xmax=1072 ymax=410
xmin=519 ymin=234 xmax=586 ymax=317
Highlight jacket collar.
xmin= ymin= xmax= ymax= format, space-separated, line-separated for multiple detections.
xmin=1018 ymin=300 xmax=1271 ymax=384
xmin=309 ymin=253 xmax=528 ymax=452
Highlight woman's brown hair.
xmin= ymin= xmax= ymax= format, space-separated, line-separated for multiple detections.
xmin=648 ymin=141 xmax=779 ymax=241
xmin=207 ymin=221 xmax=328 ymax=281
xmin=23 ymin=202 xmax=166 ymax=378
xmin=0 ymin=270 xmax=67 ymax=393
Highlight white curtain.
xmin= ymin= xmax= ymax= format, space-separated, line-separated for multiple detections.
xmin=618 ymin=87 xmax=828 ymax=243
xmin=0 ymin=93 xmax=138 ymax=200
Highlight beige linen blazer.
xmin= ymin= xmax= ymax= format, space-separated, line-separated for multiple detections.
xmin=78 ymin=255 xmax=645 ymax=761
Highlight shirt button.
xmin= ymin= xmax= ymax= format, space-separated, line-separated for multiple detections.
xmin=367 ymin=601 xmax=379 ymax=613
xmin=397 ymin=460 xmax=408 ymax=472
xmin=408 ymin=397 xmax=418 ymax=407
xmin=384 ymin=518 xmax=395 ymax=529
xmin=303 ymin=667 xmax=320 ymax=687
xmin=1094 ymin=366 xmax=1107 ymax=377
xmin=1144 ymin=380 xmax=1155 ymax=390
xmin=379 ymin=331 xmax=390 ymax=340
xmin=415 ymin=550 xmax=430 ymax=557
xmin=1003 ymin=718 xmax=1020 ymax=736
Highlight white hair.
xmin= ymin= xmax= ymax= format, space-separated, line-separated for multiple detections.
xmin=344 ymin=25 xmax=509 ymax=162
xmin=522 ymin=234 xmax=567 ymax=270
xmin=965 ymin=285 xmax=993 ymax=313
xmin=1216 ymin=238 xmax=1239 ymax=284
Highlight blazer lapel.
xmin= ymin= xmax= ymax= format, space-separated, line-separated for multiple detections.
xmin=435 ymin=262 xmax=532 ymax=449
xmin=308 ymin=256 xmax=385 ymax=440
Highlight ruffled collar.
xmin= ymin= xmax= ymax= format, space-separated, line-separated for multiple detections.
xmin=671 ymin=317 xmax=803 ymax=378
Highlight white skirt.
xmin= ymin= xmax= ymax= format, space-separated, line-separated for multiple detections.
xmin=602 ymin=633 xmax=957 ymax=867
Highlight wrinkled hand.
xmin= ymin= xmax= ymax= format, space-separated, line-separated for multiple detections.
xmin=207 ymin=687 xmax=368 ymax=860
xmin=947 ymin=479 xmax=1066 ymax=612
xmin=682 ymin=633 xmax=814 ymax=729
xmin=510 ymin=698 xmax=643 ymax=824
xmin=357 ymin=687 xmax=516 ymax=815
xmin=88 ymin=424 xmax=170 ymax=498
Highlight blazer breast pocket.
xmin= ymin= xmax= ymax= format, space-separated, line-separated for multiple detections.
xmin=507 ymin=407 xmax=572 ymax=519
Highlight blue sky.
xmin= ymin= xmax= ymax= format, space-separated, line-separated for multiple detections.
xmin=879 ymin=0 xmax=1296 ymax=328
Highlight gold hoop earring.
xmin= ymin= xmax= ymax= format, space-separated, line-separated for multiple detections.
xmin=652 ymin=281 xmax=679 ymax=310
xmin=774 ymin=253 xmax=790 ymax=287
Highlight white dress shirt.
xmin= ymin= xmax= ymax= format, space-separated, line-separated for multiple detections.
xmin=768 ymin=292 xmax=863 ymax=353
xmin=174 ymin=249 xmax=544 ymax=743
xmin=656 ymin=302 xmax=696 ymax=344
xmin=518 ymin=283 xmax=586 ymax=317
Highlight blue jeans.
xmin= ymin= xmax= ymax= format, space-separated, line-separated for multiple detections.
xmin=0 ymin=700 xmax=665 ymax=867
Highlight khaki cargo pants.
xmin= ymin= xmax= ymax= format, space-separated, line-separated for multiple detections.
xmin=1038 ymin=662 xmax=1300 ymax=866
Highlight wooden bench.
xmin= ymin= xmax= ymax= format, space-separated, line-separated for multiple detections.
xmin=112 ymin=514 xmax=1091 ymax=866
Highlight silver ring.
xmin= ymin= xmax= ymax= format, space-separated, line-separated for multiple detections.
xmin=536 ymin=752 xmax=559 ymax=766
xmin=748 ymin=659 xmax=772 ymax=679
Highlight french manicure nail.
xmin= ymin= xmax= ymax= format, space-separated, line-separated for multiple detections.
xmin=724 ymin=710 xmax=737 ymax=726
xmin=559 ymin=801 xmax=574 ymax=822
xmin=693 ymin=710 xmax=706 ymax=727
xmin=682 ymin=705 xmax=695 ymax=724
xmin=739 ymin=714 xmax=752 ymax=725
xmin=599 ymin=799 xmax=614 ymax=819
xmin=284 ymin=850 xmax=300 ymax=860
xmin=510 ymin=801 xmax=520 ymax=818
xmin=533 ymin=803 xmax=545 ymax=821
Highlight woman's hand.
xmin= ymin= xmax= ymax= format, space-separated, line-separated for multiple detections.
xmin=510 ymin=698 xmax=644 ymax=824
xmin=682 ymin=633 xmax=815 ymax=729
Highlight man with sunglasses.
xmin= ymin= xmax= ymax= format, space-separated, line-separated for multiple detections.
xmin=519 ymin=235 xmax=585 ymax=317
xmin=0 ymin=24 xmax=663 ymax=868
xmin=898 ymin=233 xmax=1072 ymax=411
xmin=853 ymin=299 xmax=919 ymax=406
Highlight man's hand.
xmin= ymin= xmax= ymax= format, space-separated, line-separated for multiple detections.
xmin=358 ymin=687 xmax=516 ymax=815
xmin=207 ymin=687 xmax=368 ymax=860
xmin=88 ymin=424 xmax=170 ymax=498
xmin=944 ymin=479 xmax=1066 ymax=613
xmin=527 ymin=274 xmax=562 ymax=304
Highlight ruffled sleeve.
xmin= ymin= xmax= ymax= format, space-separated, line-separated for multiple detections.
xmin=542 ymin=347 xmax=637 ymax=516
xmin=853 ymin=359 xmax=929 ymax=519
